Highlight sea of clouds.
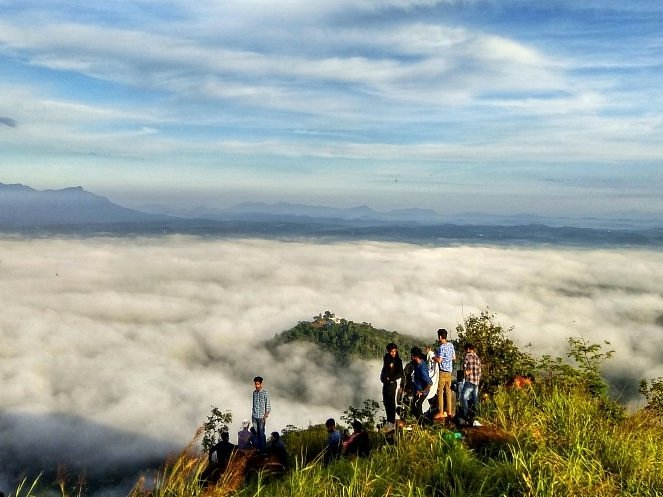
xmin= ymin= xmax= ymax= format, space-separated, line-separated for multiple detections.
xmin=1 ymin=235 xmax=662 ymax=492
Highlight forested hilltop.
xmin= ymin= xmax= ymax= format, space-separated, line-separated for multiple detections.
xmin=268 ymin=311 xmax=424 ymax=362
xmin=270 ymin=310 xmax=533 ymax=396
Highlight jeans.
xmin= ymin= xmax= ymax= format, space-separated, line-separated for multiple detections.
xmin=409 ymin=393 xmax=427 ymax=422
xmin=461 ymin=382 xmax=479 ymax=421
xmin=252 ymin=417 xmax=267 ymax=450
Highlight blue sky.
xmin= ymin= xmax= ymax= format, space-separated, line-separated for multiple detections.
xmin=0 ymin=0 xmax=661 ymax=220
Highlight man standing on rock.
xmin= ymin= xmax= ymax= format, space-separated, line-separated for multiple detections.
xmin=461 ymin=343 xmax=482 ymax=425
xmin=380 ymin=342 xmax=404 ymax=432
xmin=252 ymin=376 xmax=271 ymax=450
xmin=433 ymin=328 xmax=456 ymax=420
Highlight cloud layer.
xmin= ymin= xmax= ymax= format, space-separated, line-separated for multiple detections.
xmin=1 ymin=1 xmax=662 ymax=217
xmin=1 ymin=235 xmax=662 ymax=489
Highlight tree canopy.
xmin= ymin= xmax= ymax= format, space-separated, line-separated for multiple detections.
xmin=269 ymin=311 xmax=423 ymax=363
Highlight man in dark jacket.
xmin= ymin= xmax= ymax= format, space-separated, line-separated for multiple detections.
xmin=380 ymin=342 xmax=404 ymax=431
xmin=266 ymin=431 xmax=289 ymax=468
xmin=200 ymin=431 xmax=236 ymax=486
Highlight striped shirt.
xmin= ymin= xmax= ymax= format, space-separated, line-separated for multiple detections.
xmin=252 ymin=388 xmax=271 ymax=418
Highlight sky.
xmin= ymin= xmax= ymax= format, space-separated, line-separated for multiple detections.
xmin=0 ymin=0 xmax=662 ymax=220
xmin=1 ymin=236 xmax=662 ymax=490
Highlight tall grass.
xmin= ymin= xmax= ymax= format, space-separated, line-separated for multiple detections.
xmin=10 ymin=388 xmax=663 ymax=497
xmin=9 ymin=476 xmax=42 ymax=497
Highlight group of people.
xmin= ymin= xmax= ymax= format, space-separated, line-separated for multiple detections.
xmin=203 ymin=331 xmax=481 ymax=483
xmin=323 ymin=417 xmax=370 ymax=463
xmin=200 ymin=376 xmax=284 ymax=485
xmin=250 ymin=375 xmax=370 ymax=464
xmin=380 ymin=328 xmax=482 ymax=429
xmin=203 ymin=374 xmax=371 ymax=483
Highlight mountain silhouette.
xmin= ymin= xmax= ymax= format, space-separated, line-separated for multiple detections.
xmin=0 ymin=183 xmax=168 ymax=226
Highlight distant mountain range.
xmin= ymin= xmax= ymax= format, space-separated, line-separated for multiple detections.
xmin=0 ymin=183 xmax=167 ymax=226
xmin=138 ymin=200 xmax=661 ymax=231
xmin=141 ymin=201 xmax=444 ymax=224
xmin=1 ymin=182 xmax=662 ymax=246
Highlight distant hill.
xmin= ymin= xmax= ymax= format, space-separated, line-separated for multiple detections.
xmin=269 ymin=311 xmax=426 ymax=363
xmin=2 ymin=182 xmax=662 ymax=247
xmin=138 ymin=200 xmax=663 ymax=230
xmin=140 ymin=201 xmax=443 ymax=224
xmin=0 ymin=183 xmax=168 ymax=227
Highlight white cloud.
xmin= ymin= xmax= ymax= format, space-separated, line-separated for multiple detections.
xmin=0 ymin=2 xmax=661 ymax=228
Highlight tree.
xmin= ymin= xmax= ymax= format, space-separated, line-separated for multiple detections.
xmin=341 ymin=399 xmax=381 ymax=430
xmin=639 ymin=377 xmax=663 ymax=419
xmin=201 ymin=406 xmax=233 ymax=453
xmin=455 ymin=310 xmax=534 ymax=395
xmin=270 ymin=314 xmax=421 ymax=364
xmin=565 ymin=336 xmax=614 ymax=399
xmin=534 ymin=353 xmax=580 ymax=393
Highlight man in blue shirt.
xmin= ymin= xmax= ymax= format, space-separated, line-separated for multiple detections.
xmin=409 ymin=347 xmax=433 ymax=422
xmin=324 ymin=418 xmax=342 ymax=464
xmin=433 ymin=329 xmax=456 ymax=420
xmin=252 ymin=376 xmax=271 ymax=450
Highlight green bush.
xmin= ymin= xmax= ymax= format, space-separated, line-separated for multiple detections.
xmin=455 ymin=310 xmax=535 ymax=394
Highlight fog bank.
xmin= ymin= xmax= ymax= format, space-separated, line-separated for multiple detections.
xmin=1 ymin=236 xmax=662 ymax=490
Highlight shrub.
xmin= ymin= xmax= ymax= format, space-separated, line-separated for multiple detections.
xmin=201 ymin=406 xmax=233 ymax=453
xmin=639 ymin=377 xmax=663 ymax=419
xmin=455 ymin=310 xmax=535 ymax=394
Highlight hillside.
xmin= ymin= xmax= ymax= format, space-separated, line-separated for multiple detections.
xmin=8 ymin=311 xmax=663 ymax=497
xmin=145 ymin=389 xmax=663 ymax=497
xmin=269 ymin=311 xmax=425 ymax=362
xmin=145 ymin=313 xmax=663 ymax=497
xmin=0 ymin=182 xmax=167 ymax=227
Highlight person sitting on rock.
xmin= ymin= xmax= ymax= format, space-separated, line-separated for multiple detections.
xmin=267 ymin=431 xmax=289 ymax=466
xmin=342 ymin=420 xmax=370 ymax=457
xmin=237 ymin=419 xmax=252 ymax=449
xmin=210 ymin=431 xmax=236 ymax=470
xmin=200 ymin=431 xmax=236 ymax=486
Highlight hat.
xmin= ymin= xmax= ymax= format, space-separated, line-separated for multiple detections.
xmin=242 ymin=419 xmax=250 ymax=427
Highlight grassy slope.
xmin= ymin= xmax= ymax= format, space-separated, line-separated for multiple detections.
xmin=134 ymin=387 xmax=663 ymax=497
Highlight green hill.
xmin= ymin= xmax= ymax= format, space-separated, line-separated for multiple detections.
xmin=268 ymin=311 xmax=426 ymax=362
